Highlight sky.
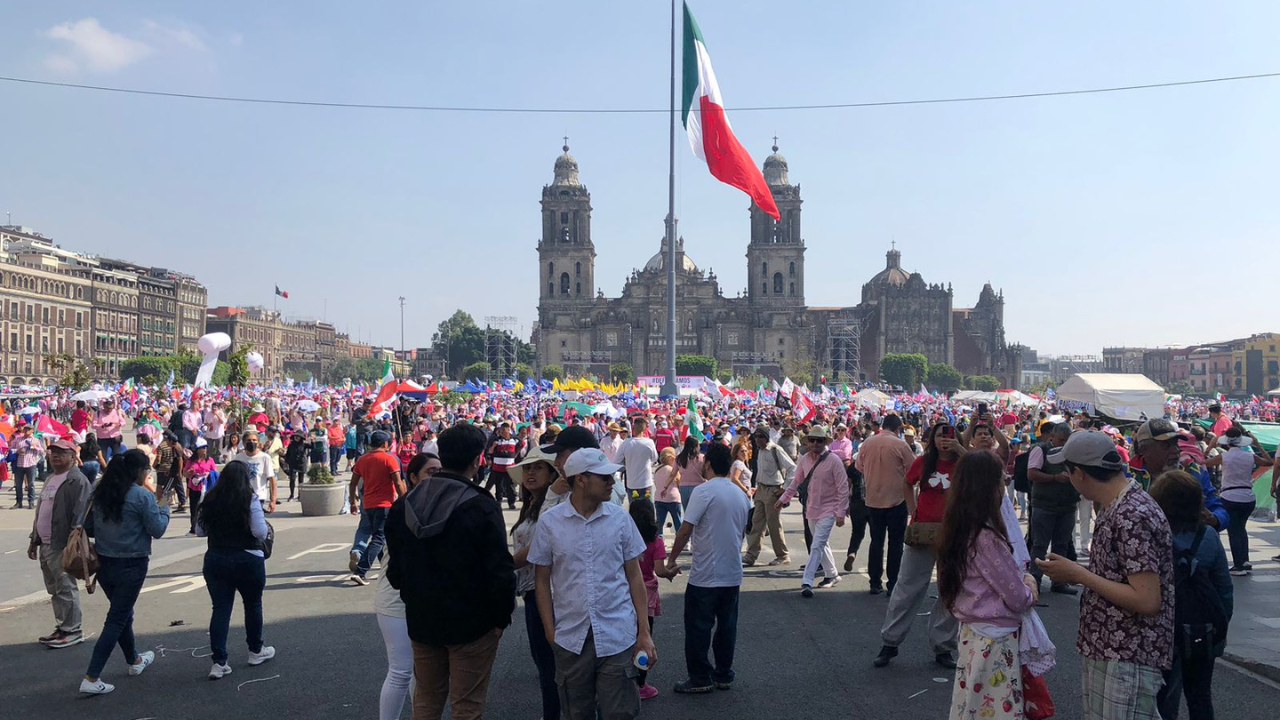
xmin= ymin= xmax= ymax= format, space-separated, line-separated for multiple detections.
xmin=2 ymin=2 xmax=1277 ymax=359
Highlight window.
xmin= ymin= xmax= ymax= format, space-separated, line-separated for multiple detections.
xmin=789 ymin=261 xmax=795 ymax=277
xmin=560 ymin=212 xmax=568 ymax=225
xmin=575 ymin=282 xmax=581 ymax=296
xmin=547 ymin=280 xmax=555 ymax=295
xmin=575 ymin=261 xmax=581 ymax=276
xmin=778 ymin=338 xmax=785 ymax=345
xmin=790 ymin=282 xmax=795 ymax=296
xmin=9 ymin=333 xmax=15 ymax=350
xmin=560 ymin=273 xmax=570 ymax=295
xmin=560 ymin=339 xmax=567 ymax=347
xmin=41 ymin=307 xmax=49 ymax=324
xmin=773 ymin=272 xmax=783 ymax=294
xmin=58 ymin=309 xmax=65 ymax=326
xmin=761 ymin=262 xmax=768 ymax=278
xmin=25 ymin=336 xmax=32 ymax=352
xmin=26 ymin=305 xmax=33 ymax=323
xmin=761 ymin=281 xmax=768 ymax=294
xmin=687 ymin=318 xmax=693 ymax=332
xmin=548 ymin=262 xmax=554 ymax=278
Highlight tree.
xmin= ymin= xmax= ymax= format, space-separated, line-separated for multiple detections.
xmin=609 ymin=363 xmax=636 ymax=384
xmin=782 ymin=357 xmax=817 ymax=388
xmin=1166 ymin=380 xmax=1193 ymax=396
xmin=461 ymin=361 xmax=492 ymax=382
xmin=716 ymin=370 xmax=733 ymax=385
xmin=675 ymin=354 xmax=717 ymax=378
xmin=327 ymin=356 xmax=385 ymax=383
xmin=967 ymin=374 xmax=1000 ymax=392
xmin=46 ymin=353 xmax=94 ymax=391
xmin=513 ymin=362 xmax=536 ymax=382
xmin=543 ymin=364 xmax=565 ymax=381
xmin=119 ymin=357 xmax=177 ymax=386
xmin=926 ymin=363 xmax=963 ymax=393
xmin=880 ymin=353 xmax=929 ymax=389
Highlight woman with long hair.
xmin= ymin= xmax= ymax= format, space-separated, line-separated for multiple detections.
xmin=375 ymin=452 xmax=441 ymax=720
xmin=937 ymin=451 xmax=1038 ymax=720
xmin=79 ymin=432 xmax=107 ymax=484
xmin=675 ymin=436 xmax=704 ymax=508
xmin=80 ymin=450 xmax=170 ymax=695
xmin=222 ymin=431 xmax=242 ymax=464
xmin=197 ymin=460 xmax=274 ymax=679
xmin=509 ymin=447 xmax=562 ymax=719
xmin=729 ymin=441 xmax=754 ymax=495
xmin=653 ymin=447 xmax=683 ymax=534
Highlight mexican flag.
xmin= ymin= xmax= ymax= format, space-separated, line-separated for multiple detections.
xmin=368 ymin=357 xmax=397 ymax=418
xmin=682 ymin=2 xmax=780 ymax=221
xmin=685 ymin=396 xmax=704 ymax=442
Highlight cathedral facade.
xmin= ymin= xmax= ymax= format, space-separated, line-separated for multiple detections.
xmin=534 ymin=144 xmax=1020 ymax=387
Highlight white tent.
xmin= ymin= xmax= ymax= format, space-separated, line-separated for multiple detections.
xmin=1055 ymin=373 xmax=1166 ymax=421
xmin=852 ymin=389 xmax=892 ymax=407
xmin=952 ymin=390 xmax=998 ymax=404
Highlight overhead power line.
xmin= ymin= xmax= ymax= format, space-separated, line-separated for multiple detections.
xmin=0 ymin=71 xmax=1276 ymax=114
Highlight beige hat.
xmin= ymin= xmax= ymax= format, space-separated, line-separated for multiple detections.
xmin=806 ymin=425 xmax=832 ymax=441
xmin=508 ymin=446 xmax=562 ymax=485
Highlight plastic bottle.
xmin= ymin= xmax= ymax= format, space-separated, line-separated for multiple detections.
xmin=633 ymin=650 xmax=649 ymax=670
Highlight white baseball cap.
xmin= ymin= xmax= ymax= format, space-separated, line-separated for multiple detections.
xmin=563 ymin=448 xmax=623 ymax=478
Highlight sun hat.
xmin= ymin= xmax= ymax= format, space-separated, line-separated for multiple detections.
xmin=509 ymin=446 xmax=561 ymax=485
xmin=806 ymin=425 xmax=832 ymax=441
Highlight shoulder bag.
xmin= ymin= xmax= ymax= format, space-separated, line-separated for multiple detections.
xmin=62 ymin=493 xmax=100 ymax=593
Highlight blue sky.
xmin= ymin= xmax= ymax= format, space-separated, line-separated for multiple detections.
xmin=2 ymin=2 xmax=1277 ymax=358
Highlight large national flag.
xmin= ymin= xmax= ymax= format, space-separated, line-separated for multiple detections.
xmin=791 ymin=387 xmax=817 ymax=423
xmin=684 ymin=396 xmax=704 ymax=442
xmin=368 ymin=357 xmax=397 ymax=418
xmin=275 ymin=285 xmax=290 ymax=299
xmin=682 ymin=3 xmax=780 ymax=221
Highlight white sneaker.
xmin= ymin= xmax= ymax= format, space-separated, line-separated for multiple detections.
xmin=350 ymin=573 xmax=368 ymax=586
xmin=248 ymin=646 xmax=276 ymax=666
xmin=79 ymin=678 xmax=115 ymax=695
xmin=348 ymin=550 xmax=360 ymax=573
xmin=209 ymin=662 xmax=233 ymax=680
xmin=128 ymin=650 xmax=155 ymax=676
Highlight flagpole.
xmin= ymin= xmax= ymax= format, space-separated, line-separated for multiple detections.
xmin=661 ymin=0 xmax=679 ymax=399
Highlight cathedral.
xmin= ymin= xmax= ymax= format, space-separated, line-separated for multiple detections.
xmin=534 ymin=143 xmax=1021 ymax=387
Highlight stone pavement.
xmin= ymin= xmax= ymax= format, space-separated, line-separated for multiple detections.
xmin=1220 ymin=520 xmax=1280 ymax=682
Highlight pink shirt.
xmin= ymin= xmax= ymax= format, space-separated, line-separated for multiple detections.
xmin=93 ymin=409 xmax=126 ymax=440
xmin=35 ymin=472 xmax=69 ymax=544
xmin=654 ymin=465 xmax=681 ymax=503
xmin=949 ymin=528 xmax=1035 ymax=630
xmin=638 ymin=537 xmax=667 ymax=618
xmin=676 ymin=456 xmax=705 ymax=487
xmin=780 ymin=451 xmax=849 ymax=521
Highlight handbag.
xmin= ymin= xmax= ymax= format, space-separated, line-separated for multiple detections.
xmin=260 ymin=521 xmax=275 ymax=560
xmin=62 ymin=495 xmax=100 ymax=593
xmin=1021 ymin=665 xmax=1055 ymax=720
xmin=903 ymin=521 xmax=941 ymax=547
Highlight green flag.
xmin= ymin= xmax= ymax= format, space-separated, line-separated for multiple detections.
xmin=685 ymin=396 xmax=703 ymax=442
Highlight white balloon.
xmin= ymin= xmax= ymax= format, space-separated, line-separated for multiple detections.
xmin=246 ymin=351 xmax=265 ymax=372
xmin=197 ymin=332 xmax=232 ymax=354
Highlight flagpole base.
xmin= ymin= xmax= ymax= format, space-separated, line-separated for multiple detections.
xmin=660 ymin=381 xmax=678 ymax=399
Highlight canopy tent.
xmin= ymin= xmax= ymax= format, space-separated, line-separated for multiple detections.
xmin=1055 ymin=373 xmax=1166 ymax=421
xmin=852 ymin=389 xmax=891 ymax=407
xmin=1193 ymin=419 xmax=1280 ymax=453
xmin=996 ymin=389 xmax=1041 ymax=408
xmin=951 ymin=391 xmax=998 ymax=404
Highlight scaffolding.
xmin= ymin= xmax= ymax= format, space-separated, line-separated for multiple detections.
xmin=827 ymin=316 xmax=862 ymax=382
xmin=484 ymin=315 xmax=520 ymax=382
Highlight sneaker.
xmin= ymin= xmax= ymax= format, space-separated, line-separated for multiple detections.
xmin=209 ymin=662 xmax=233 ymax=680
xmin=672 ymin=679 xmax=714 ymax=694
xmin=348 ymin=550 xmax=361 ymax=573
xmin=816 ymin=575 xmax=841 ymax=589
xmin=248 ymin=646 xmax=276 ymax=666
xmin=800 ymin=584 xmax=814 ymax=599
xmin=844 ymin=553 xmax=856 ymax=572
xmin=638 ymin=683 xmax=659 ymax=700
xmin=79 ymin=678 xmax=114 ymax=695
xmin=868 ymin=585 xmax=883 ymax=596
xmin=1229 ymin=567 xmax=1251 ymax=577
xmin=1242 ymin=562 xmax=1253 ymax=570
xmin=128 ymin=651 xmax=155 ymax=676
xmin=872 ymin=645 xmax=898 ymax=668
xmin=44 ymin=630 xmax=84 ymax=649
xmin=714 ymin=680 xmax=733 ymax=691
xmin=38 ymin=628 xmax=61 ymax=644
xmin=741 ymin=558 xmax=756 ymax=567
xmin=350 ymin=574 xmax=368 ymax=586
xmin=767 ymin=557 xmax=790 ymax=566
xmin=935 ymin=652 xmax=957 ymax=669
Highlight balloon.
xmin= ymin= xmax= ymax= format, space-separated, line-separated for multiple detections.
xmin=197 ymin=332 xmax=231 ymax=355
xmin=247 ymin=351 xmax=265 ymax=373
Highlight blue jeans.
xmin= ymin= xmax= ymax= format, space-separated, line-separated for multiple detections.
xmin=80 ymin=460 xmax=101 ymax=485
xmin=203 ymin=548 xmax=266 ymax=665
xmin=523 ymin=591 xmax=560 ymax=720
xmin=100 ymin=437 xmax=122 ymax=464
xmin=679 ymin=484 xmax=697 ymax=508
xmin=14 ymin=465 xmax=37 ymax=505
xmin=656 ymin=500 xmax=683 ymax=534
xmin=1221 ymin=498 xmax=1255 ymax=569
xmin=329 ymin=446 xmax=343 ymax=474
xmin=352 ymin=507 xmax=390 ymax=577
xmin=86 ymin=556 xmax=149 ymax=679
xmin=683 ymin=584 xmax=740 ymax=686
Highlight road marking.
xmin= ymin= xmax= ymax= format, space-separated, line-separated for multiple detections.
xmin=0 ymin=607 xmax=14 ymax=614
xmin=4 ymin=549 xmax=19 ymax=555
xmin=237 ymin=674 xmax=281 ymax=691
xmin=140 ymin=575 xmax=207 ymax=594
xmin=287 ymin=542 xmax=349 ymax=561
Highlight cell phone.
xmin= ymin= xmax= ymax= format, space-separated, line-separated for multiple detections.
xmin=977 ymin=403 xmax=988 ymax=416
xmin=939 ymin=426 xmax=955 ymax=438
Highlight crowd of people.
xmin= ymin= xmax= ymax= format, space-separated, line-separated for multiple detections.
xmin=6 ymin=380 xmax=1279 ymax=719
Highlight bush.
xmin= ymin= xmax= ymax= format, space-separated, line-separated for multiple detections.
xmin=675 ymin=354 xmax=717 ymax=378
xmin=926 ymin=363 xmax=963 ymax=393
xmin=461 ymin=361 xmax=492 ymax=382
xmin=542 ymin=364 xmax=566 ymax=381
xmin=966 ymin=375 xmax=1001 ymax=392
xmin=609 ymin=363 xmax=636 ymax=384
xmin=306 ymin=464 xmax=335 ymax=485
xmin=880 ymin=353 xmax=928 ymax=389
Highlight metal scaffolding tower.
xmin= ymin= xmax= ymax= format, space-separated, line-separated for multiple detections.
xmin=484 ymin=315 xmax=520 ymax=382
xmin=827 ymin=316 xmax=862 ymax=382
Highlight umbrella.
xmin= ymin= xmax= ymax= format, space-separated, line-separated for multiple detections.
xmin=296 ymin=399 xmax=321 ymax=413
xmin=71 ymin=390 xmax=113 ymax=403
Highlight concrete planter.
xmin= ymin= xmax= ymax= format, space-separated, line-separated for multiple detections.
xmin=299 ymin=483 xmax=346 ymax=517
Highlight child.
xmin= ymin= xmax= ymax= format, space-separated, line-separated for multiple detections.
xmin=629 ymin=497 xmax=679 ymax=700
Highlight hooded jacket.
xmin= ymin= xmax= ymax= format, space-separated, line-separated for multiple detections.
xmin=385 ymin=470 xmax=515 ymax=646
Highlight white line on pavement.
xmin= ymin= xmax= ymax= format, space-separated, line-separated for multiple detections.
xmin=286 ymin=542 xmax=349 ymax=561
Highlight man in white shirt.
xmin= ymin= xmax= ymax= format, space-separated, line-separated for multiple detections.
xmin=202 ymin=402 xmax=226 ymax=452
xmin=600 ymin=423 xmax=625 ymax=463
xmin=665 ymin=443 xmax=751 ymax=693
xmin=619 ymin=417 xmax=658 ymax=500
xmin=530 ymin=448 xmax=655 ymax=720
xmin=232 ymin=431 xmax=278 ymax=512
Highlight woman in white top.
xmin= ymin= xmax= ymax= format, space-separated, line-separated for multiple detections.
xmin=1205 ymin=426 xmax=1272 ymax=574
xmin=508 ymin=447 xmax=563 ymax=720
xmin=729 ymin=442 xmax=754 ymax=496
xmin=374 ymin=452 xmax=440 ymax=720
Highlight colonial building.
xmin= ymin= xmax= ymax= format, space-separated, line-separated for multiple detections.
xmin=534 ymin=145 xmax=1020 ymax=386
xmin=206 ymin=306 xmax=342 ymax=381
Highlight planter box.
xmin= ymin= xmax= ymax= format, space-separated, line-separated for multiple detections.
xmin=299 ymin=483 xmax=346 ymax=516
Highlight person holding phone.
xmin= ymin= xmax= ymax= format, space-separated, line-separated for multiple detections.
xmin=92 ymin=398 xmax=126 ymax=463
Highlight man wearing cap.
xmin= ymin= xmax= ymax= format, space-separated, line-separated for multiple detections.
xmin=742 ymin=426 xmax=795 ymax=567
xmin=1037 ymin=431 xmax=1173 ymax=720
xmin=349 ymin=431 xmax=406 ymax=585
xmin=11 ymin=424 xmax=44 ymax=509
xmin=777 ymin=426 xmax=849 ymax=598
xmin=619 ymin=417 xmax=659 ymax=501
xmin=1131 ymin=418 xmax=1227 ymax=529
xmin=542 ymin=425 xmax=626 ymax=508
xmin=483 ymin=423 xmax=520 ymax=511
xmin=530 ymin=447 xmax=655 ymax=719
xmin=92 ymin=397 xmax=126 ymax=463
xmin=1026 ymin=423 xmax=1081 ymax=595
xmin=27 ymin=438 xmax=91 ymax=648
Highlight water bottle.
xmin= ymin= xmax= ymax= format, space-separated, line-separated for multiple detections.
xmin=633 ymin=650 xmax=650 ymax=671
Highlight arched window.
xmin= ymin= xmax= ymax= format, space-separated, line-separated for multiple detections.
xmin=560 ymin=273 xmax=570 ymax=295
xmin=789 ymin=282 xmax=795 ymax=296
xmin=548 ymin=280 xmax=555 ymax=295
xmin=789 ymin=261 xmax=795 ymax=277
xmin=773 ymin=272 xmax=783 ymax=294
xmin=560 ymin=212 xmax=568 ymax=225
xmin=549 ymin=261 xmax=554 ymax=278
xmin=761 ymin=262 xmax=768 ymax=278
xmin=686 ymin=318 xmax=693 ymax=332
xmin=575 ymin=261 xmax=581 ymax=276
xmin=761 ymin=281 xmax=768 ymax=294
xmin=576 ymin=282 xmax=581 ymax=296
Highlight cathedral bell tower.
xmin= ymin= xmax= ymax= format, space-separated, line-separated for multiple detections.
xmin=539 ymin=141 xmax=595 ymax=303
xmin=747 ymin=141 xmax=805 ymax=306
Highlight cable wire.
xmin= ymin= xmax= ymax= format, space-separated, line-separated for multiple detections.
xmin=0 ymin=71 xmax=1276 ymax=114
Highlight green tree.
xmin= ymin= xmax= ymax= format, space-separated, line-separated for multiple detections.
xmin=119 ymin=357 xmax=177 ymax=386
xmin=432 ymin=310 xmax=487 ymax=380
xmin=926 ymin=363 xmax=964 ymax=393
xmin=880 ymin=353 xmax=929 ymax=389
xmin=461 ymin=361 xmax=492 ymax=382
xmin=543 ymin=364 xmax=566 ymax=381
xmin=1166 ymin=380 xmax=1193 ymax=396
xmin=328 ymin=356 xmax=385 ymax=383
xmin=513 ymin=362 xmax=536 ymax=382
xmin=609 ymin=363 xmax=636 ymax=384
xmin=46 ymin=353 xmax=94 ymax=391
xmin=675 ymin=354 xmax=717 ymax=378
xmin=716 ymin=370 xmax=733 ymax=385
xmin=967 ymin=375 xmax=1000 ymax=392
xmin=435 ymin=390 xmax=471 ymax=406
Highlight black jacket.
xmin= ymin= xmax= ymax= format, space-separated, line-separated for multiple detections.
xmin=385 ymin=471 xmax=515 ymax=646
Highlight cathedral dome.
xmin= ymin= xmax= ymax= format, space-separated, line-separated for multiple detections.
xmin=763 ymin=143 xmax=789 ymax=187
xmin=644 ymin=236 xmax=699 ymax=272
xmin=866 ymin=248 xmax=910 ymax=289
xmin=552 ymin=143 xmax=580 ymax=187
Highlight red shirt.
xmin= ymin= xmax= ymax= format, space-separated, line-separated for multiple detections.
xmin=654 ymin=428 xmax=676 ymax=453
xmin=353 ymin=450 xmax=401 ymax=509
xmin=906 ymin=456 xmax=956 ymax=524
xmin=71 ymin=408 xmax=91 ymax=433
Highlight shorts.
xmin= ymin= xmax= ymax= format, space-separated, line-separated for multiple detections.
xmin=346 ymin=448 xmax=358 ymax=459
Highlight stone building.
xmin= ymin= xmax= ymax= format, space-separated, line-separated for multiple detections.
xmin=0 ymin=254 xmax=93 ymax=386
xmin=534 ymin=145 xmax=1020 ymax=386
xmin=205 ymin=306 xmax=340 ymax=381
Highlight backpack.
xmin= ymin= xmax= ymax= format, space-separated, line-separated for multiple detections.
xmin=1173 ymin=527 xmax=1229 ymax=662
xmin=1012 ymin=450 xmax=1032 ymax=493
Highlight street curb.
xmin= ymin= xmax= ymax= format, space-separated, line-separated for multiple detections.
xmin=1223 ymin=654 xmax=1280 ymax=686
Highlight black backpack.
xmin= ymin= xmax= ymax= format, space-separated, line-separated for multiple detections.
xmin=1012 ymin=449 xmax=1032 ymax=493
xmin=1173 ymin=527 xmax=1229 ymax=662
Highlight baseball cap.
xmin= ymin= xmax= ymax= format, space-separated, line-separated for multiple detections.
xmin=49 ymin=438 xmax=78 ymax=452
xmin=1047 ymin=430 xmax=1126 ymax=471
xmin=541 ymin=425 xmax=599 ymax=454
xmin=370 ymin=430 xmax=392 ymax=446
xmin=563 ymin=448 xmax=623 ymax=478
xmin=1133 ymin=418 xmax=1179 ymax=445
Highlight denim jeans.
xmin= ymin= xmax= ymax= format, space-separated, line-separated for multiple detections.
xmin=86 ymin=556 xmax=149 ymax=679
xmin=866 ymin=502 xmax=908 ymax=591
xmin=100 ymin=437 xmax=122 ymax=463
xmin=684 ymin=584 xmax=740 ymax=686
xmin=1158 ymin=649 xmax=1216 ymax=720
xmin=80 ymin=460 xmax=101 ymax=485
xmin=329 ymin=446 xmax=343 ymax=474
xmin=655 ymin=500 xmax=683 ymax=535
xmin=14 ymin=465 xmax=37 ymax=506
xmin=352 ymin=506 xmax=390 ymax=577
xmin=1221 ymin=498 xmax=1255 ymax=570
xmin=203 ymin=548 xmax=266 ymax=665
xmin=524 ymin=591 xmax=560 ymax=720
